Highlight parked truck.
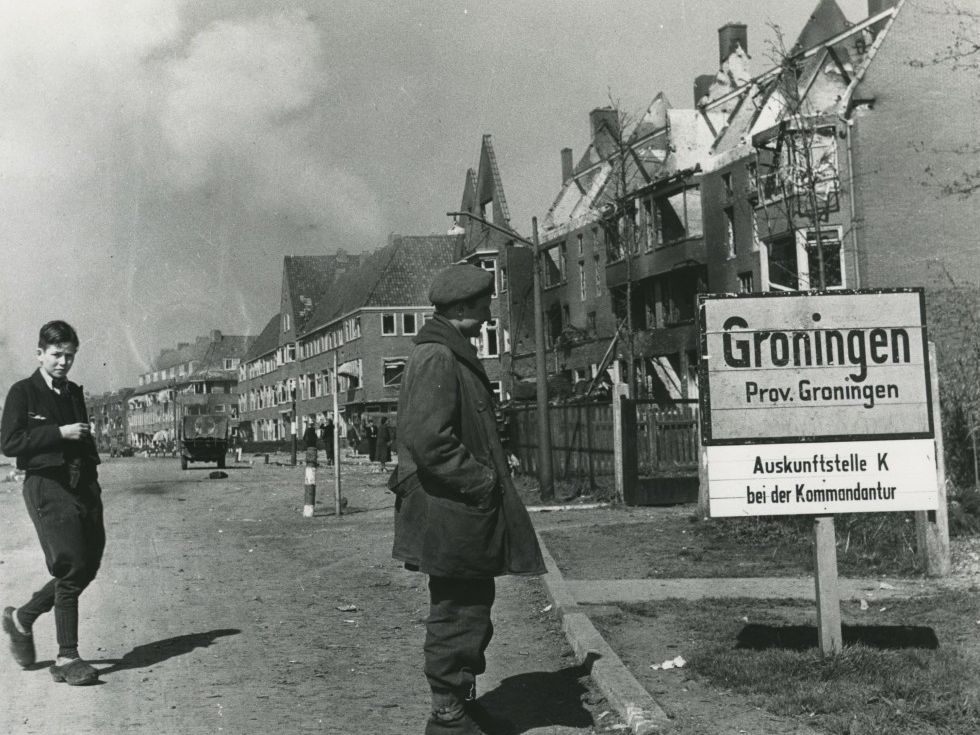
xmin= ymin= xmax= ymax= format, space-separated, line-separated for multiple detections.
xmin=179 ymin=414 xmax=228 ymax=470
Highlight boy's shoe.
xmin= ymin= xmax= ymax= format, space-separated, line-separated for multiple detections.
xmin=2 ymin=607 xmax=36 ymax=668
xmin=50 ymin=658 xmax=99 ymax=686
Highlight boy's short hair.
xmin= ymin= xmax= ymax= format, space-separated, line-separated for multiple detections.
xmin=38 ymin=320 xmax=79 ymax=350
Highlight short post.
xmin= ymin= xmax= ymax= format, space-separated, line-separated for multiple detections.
xmin=303 ymin=454 xmax=316 ymax=518
xmin=813 ymin=515 xmax=843 ymax=656
xmin=290 ymin=383 xmax=298 ymax=467
xmin=696 ymin=415 xmax=709 ymax=519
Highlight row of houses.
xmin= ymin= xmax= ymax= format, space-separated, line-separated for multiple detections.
xmin=88 ymin=330 xmax=255 ymax=452
xmin=90 ymin=0 xmax=979 ymax=452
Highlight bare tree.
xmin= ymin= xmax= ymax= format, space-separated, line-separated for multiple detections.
xmin=753 ymin=24 xmax=846 ymax=292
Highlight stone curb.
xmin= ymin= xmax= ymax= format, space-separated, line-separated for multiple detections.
xmin=536 ymin=531 xmax=672 ymax=735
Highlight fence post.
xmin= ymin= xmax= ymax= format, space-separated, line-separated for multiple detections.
xmin=697 ymin=411 xmax=709 ymax=519
xmin=915 ymin=342 xmax=950 ymax=575
xmin=612 ymin=368 xmax=630 ymax=504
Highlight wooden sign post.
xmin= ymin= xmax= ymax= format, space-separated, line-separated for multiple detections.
xmin=813 ymin=516 xmax=842 ymax=655
xmin=698 ymin=289 xmax=941 ymax=658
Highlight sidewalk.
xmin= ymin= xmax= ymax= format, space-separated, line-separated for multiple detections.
xmin=530 ymin=502 xmax=964 ymax=735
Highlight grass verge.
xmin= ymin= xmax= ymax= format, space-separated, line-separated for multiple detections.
xmin=594 ymin=591 xmax=980 ymax=735
xmin=540 ymin=508 xmax=923 ymax=579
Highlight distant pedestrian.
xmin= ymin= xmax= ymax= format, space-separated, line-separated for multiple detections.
xmin=367 ymin=419 xmax=378 ymax=462
xmin=356 ymin=419 xmax=371 ymax=456
xmin=390 ymin=264 xmax=545 ymax=734
xmin=320 ymin=418 xmax=334 ymax=466
xmin=1 ymin=321 xmax=105 ymax=686
xmin=375 ymin=417 xmax=392 ymax=473
xmin=302 ymin=421 xmax=319 ymax=467
xmin=347 ymin=421 xmax=360 ymax=453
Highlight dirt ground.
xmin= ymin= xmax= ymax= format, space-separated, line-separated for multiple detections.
xmin=0 ymin=455 xmax=624 ymax=735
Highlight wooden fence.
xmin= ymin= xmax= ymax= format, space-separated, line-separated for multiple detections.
xmin=633 ymin=400 xmax=700 ymax=476
xmin=505 ymin=402 xmax=615 ymax=483
xmin=504 ymin=399 xmax=700 ymax=499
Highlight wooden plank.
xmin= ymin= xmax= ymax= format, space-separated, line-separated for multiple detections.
xmin=813 ymin=516 xmax=843 ymax=656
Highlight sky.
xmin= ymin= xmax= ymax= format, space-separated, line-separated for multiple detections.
xmin=0 ymin=0 xmax=873 ymax=395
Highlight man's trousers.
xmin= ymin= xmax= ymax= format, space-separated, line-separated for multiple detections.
xmin=19 ymin=472 xmax=105 ymax=656
xmin=424 ymin=576 xmax=495 ymax=701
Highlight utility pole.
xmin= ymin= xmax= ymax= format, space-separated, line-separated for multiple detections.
xmin=532 ymin=217 xmax=555 ymax=499
xmin=446 ymin=210 xmax=554 ymax=499
xmin=332 ymin=352 xmax=343 ymax=516
xmin=171 ymin=379 xmax=179 ymax=454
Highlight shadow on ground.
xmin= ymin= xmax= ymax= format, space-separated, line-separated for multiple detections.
xmin=736 ymin=623 xmax=939 ymax=651
xmin=97 ymin=628 xmax=241 ymax=675
xmin=478 ymin=653 xmax=599 ymax=733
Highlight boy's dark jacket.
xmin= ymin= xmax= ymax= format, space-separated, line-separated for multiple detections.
xmin=1 ymin=369 xmax=100 ymax=471
xmin=390 ymin=315 xmax=545 ymax=578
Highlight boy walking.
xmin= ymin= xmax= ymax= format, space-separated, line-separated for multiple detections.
xmin=1 ymin=321 xmax=105 ymax=685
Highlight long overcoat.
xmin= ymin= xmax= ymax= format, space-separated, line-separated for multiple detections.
xmin=391 ymin=315 xmax=544 ymax=579
xmin=375 ymin=424 xmax=392 ymax=463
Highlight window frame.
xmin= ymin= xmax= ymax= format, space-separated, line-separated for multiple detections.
xmin=381 ymin=313 xmax=397 ymax=336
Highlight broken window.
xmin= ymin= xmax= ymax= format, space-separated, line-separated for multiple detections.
xmin=654 ymin=186 xmax=703 ymax=246
xmin=767 ymin=234 xmax=799 ymax=291
xmin=767 ymin=228 xmax=844 ymax=291
xmin=803 ymin=228 xmax=843 ymax=289
xmin=656 ymin=266 xmax=707 ymax=326
xmin=546 ymin=303 xmax=563 ymax=348
xmin=383 ymin=359 xmax=406 ymax=388
xmin=542 ymin=243 xmax=567 ymax=287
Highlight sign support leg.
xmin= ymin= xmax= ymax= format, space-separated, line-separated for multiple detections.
xmin=813 ymin=515 xmax=842 ymax=656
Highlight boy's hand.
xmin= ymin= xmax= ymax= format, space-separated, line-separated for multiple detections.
xmin=60 ymin=423 xmax=91 ymax=441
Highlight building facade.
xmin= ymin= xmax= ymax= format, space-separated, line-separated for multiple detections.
xmin=127 ymin=330 xmax=255 ymax=447
xmin=238 ymin=238 xmax=459 ymax=444
xmin=87 ymin=388 xmax=134 ymax=455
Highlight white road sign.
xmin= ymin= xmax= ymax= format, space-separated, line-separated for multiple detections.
xmin=698 ymin=289 xmax=939 ymax=517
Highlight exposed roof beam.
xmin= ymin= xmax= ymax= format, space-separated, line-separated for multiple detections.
xmin=699 ymin=8 xmax=897 ymax=112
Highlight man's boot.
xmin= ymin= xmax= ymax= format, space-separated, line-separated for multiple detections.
xmin=425 ymin=690 xmax=487 ymax=735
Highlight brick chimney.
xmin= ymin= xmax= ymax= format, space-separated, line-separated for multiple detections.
xmin=590 ymin=107 xmax=620 ymax=159
xmin=867 ymin=0 xmax=897 ymax=15
xmin=694 ymin=74 xmax=715 ymax=106
xmin=560 ymin=148 xmax=574 ymax=183
xmin=718 ymin=22 xmax=748 ymax=64
xmin=210 ymin=329 xmax=222 ymax=343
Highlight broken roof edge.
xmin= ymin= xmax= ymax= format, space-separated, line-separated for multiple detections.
xmin=698 ymin=6 xmax=899 ymax=115
xmin=840 ymin=0 xmax=906 ymax=113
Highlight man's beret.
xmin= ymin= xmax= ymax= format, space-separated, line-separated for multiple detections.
xmin=428 ymin=264 xmax=494 ymax=306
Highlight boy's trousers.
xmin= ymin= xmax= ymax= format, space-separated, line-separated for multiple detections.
xmin=19 ymin=470 xmax=105 ymax=652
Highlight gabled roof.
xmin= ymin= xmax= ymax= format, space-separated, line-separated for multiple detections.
xmin=792 ymin=0 xmax=852 ymax=55
xmin=299 ymin=235 xmax=457 ymax=336
xmin=244 ymin=314 xmax=280 ymax=362
xmin=283 ymin=252 xmax=364 ymax=334
xmin=476 ymin=135 xmax=512 ymax=225
xmin=458 ymin=168 xmax=478 ymax=215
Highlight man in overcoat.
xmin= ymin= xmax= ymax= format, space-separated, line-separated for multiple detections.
xmin=391 ymin=264 xmax=545 ymax=734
